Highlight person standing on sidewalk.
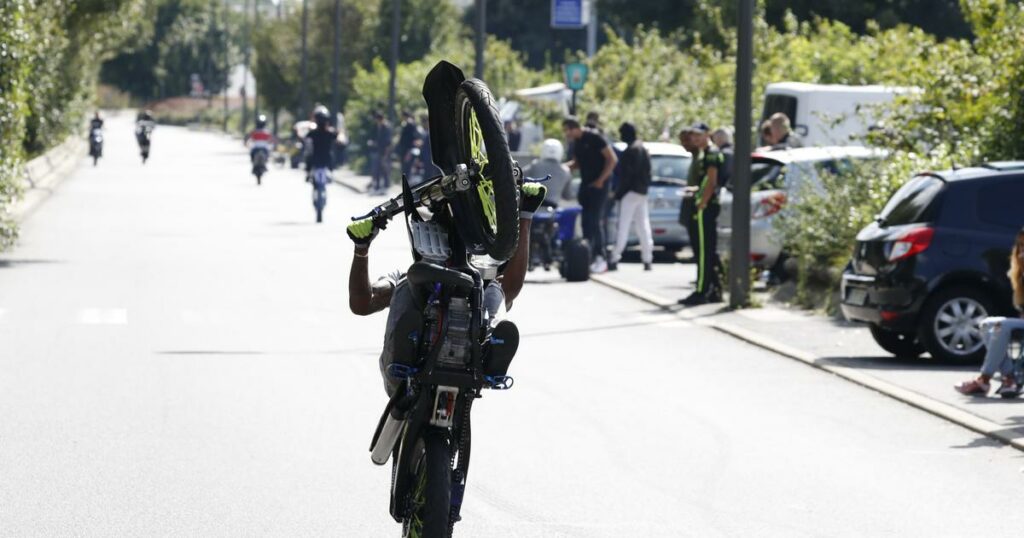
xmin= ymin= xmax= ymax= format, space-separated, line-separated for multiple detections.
xmin=678 ymin=127 xmax=700 ymax=262
xmin=609 ymin=122 xmax=653 ymax=271
xmin=368 ymin=111 xmax=393 ymax=195
xmin=563 ymin=116 xmax=618 ymax=273
xmin=679 ymin=123 xmax=724 ymax=306
xmin=711 ymin=127 xmax=734 ymax=190
xmin=955 ymin=228 xmax=1024 ymax=397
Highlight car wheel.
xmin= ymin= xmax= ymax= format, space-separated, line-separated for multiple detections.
xmin=869 ymin=324 xmax=924 ymax=358
xmin=918 ymin=286 xmax=992 ymax=362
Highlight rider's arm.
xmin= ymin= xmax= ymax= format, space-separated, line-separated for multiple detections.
xmin=500 ymin=218 xmax=531 ymax=309
xmin=349 ymin=248 xmax=394 ymax=316
xmin=593 ymin=145 xmax=618 ymax=189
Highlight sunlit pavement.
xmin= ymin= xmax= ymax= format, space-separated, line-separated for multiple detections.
xmin=1 ymin=117 xmax=1022 ymax=537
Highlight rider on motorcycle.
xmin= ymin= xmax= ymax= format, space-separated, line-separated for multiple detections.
xmin=346 ymin=182 xmax=548 ymax=395
xmin=304 ymin=106 xmax=336 ymax=173
xmin=90 ymin=111 xmax=104 ymax=131
xmin=245 ymin=114 xmax=275 ymax=163
xmin=135 ymin=110 xmax=155 ymax=139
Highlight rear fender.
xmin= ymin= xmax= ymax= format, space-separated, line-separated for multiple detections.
xmin=422 ymin=61 xmax=466 ymax=175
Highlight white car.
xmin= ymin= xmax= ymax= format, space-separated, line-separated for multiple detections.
xmin=718 ymin=146 xmax=884 ymax=271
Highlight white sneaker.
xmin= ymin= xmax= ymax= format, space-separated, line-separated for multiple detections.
xmin=590 ymin=256 xmax=608 ymax=274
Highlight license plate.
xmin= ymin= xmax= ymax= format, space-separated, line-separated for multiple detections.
xmin=846 ymin=288 xmax=867 ymax=306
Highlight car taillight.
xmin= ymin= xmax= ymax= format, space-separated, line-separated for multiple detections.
xmin=752 ymin=192 xmax=787 ymax=219
xmin=887 ymin=227 xmax=934 ymax=262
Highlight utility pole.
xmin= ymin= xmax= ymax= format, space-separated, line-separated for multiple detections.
xmin=332 ymin=0 xmax=341 ymax=121
xmin=300 ymin=0 xmax=309 ymax=120
xmin=253 ymin=0 xmax=260 ymax=122
xmin=474 ymin=0 xmax=486 ymax=79
xmin=222 ymin=0 xmax=230 ymax=132
xmin=387 ymin=0 xmax=400 ymax=123
xmin=586 ymin=1 xmax=597 ymax=57
xmin=241 ymin=0 xmax=250 ymax=134
xmin=729 ymin=0 xmax=755 ymax=308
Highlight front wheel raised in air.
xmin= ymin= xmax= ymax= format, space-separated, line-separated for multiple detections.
xmin=450 ymin=79 xmax=519 ymax=261
xmin=402 ymin=430 xmax=451 ymax=538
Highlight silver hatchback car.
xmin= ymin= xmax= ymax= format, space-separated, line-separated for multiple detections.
xmin=605 ymin=141 xmax=693 ymax=257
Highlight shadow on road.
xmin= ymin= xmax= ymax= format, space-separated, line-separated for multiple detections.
xmin=0 ymin=258 xmax=64 ymax=269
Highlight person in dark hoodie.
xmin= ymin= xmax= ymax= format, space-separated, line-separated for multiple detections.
xmin=609 ymin=122 xmax=654 ymax=271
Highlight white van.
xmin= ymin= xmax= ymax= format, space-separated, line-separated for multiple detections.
xmin=762 ymin=82 xmax=915 ymax=146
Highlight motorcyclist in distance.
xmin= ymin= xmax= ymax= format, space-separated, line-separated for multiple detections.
xmin=245 ymin=114 xmax=275 ymax=163
xmin=304 ymin=105 xmax=337 ymax=174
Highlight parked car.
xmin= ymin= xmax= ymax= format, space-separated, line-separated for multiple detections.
xmin=604 ymin=141 xmax=692 ymax=258
xmin=840 ymin=162 xmax=1024 ymax=361
xmin=719 ymin=146 xmax=883 ymax=272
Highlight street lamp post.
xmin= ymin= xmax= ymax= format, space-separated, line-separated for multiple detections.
xmin=241 ymin=0 xmax=250 ymax=135
xmin=474 ymin=0 xmax=486 ymax=79
xmin=387 ymin=0 xmax=400 ymax=123
xmin=332 ymin=0 xmax=341 ymax=121
xmin=300 ymin=0 xmax=309 ymax=121
xmin=729 ymin=0 xmax=755 ymax=308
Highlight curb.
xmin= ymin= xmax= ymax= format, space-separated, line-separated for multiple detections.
xmin=590 ymin=273 xmax=1024 ymax=451
xmin=11 ymin=135 xmax=85 ymax=222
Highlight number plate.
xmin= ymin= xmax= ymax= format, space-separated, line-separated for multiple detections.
xmin=846 ymin=288 xmax=868 ymax=306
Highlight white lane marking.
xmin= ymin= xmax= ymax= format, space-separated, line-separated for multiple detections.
xmin=78 ymin=308 xmax=128 ymax=325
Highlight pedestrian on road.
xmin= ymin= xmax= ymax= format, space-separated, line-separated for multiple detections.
xmin=955 ymin=228 xmax=1024 ymax=397
xmin=769 ymin=112 xmax=803 ymax=149
xmin=522 ymin=139 xmax=572 ymax=206
xmin=711 ymin=127 xmax=734 ymax=190
xmin=368 ymin=111 xmax=393 ymax=195
xmin=609 ymin=122 xmax=653 ymax=271
xmin=679 ymin=123 xmax=724 ymax=306
xmin=563 ymin=116 xmax=618 ymax=274
xmin=396 ymin=110 xmax=421 ymax=180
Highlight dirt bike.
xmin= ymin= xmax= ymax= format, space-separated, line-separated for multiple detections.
xmin=353 ymin=61 xmax=522 ymax=538
xmin=89 ymin=128 xmax=103 ymax=166
xmin=136 ymin=122 xmax=154 ymax=164
xmin=252 ymin=148 xmax=268 ymax=185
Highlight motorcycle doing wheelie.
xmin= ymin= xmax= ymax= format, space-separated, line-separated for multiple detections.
xmin=136 ymin=121 xmax=154 ymax=164
xmin=355 ymin=61 xmax=523 ymax=538
xmin=89 ymin=127 xmax=103 ymax=166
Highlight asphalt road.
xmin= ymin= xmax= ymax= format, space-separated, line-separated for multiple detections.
xmin=1 ymin=116 xmax=1021 ymax=537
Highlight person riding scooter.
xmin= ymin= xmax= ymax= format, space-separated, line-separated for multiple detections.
xmin=245 ymin=114 xmax=275 ymax=163
xmin=135 ymin=110 xmax=156 ymax=163
xmin=88 ymin=112 xmax=104 ymax=164
xmin=305 ymin=106 xmax=337 ymax=222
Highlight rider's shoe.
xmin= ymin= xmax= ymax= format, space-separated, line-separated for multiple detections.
xmin=954 ymin=377 xmax=990 ymax=396
xmin=997 ymin=377 xmax=1020 ymax=399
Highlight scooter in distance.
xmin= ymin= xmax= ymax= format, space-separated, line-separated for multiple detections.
xmin=89 ymin=127 xmax=103 ymax=166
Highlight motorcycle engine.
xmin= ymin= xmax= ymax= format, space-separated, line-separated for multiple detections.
xmin=435 ymin=297 xmax=472 ymax=367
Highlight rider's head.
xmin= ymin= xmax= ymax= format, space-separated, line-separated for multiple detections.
xmin=255 ymin=114 xmax=268 ymax=129
xmin=313 ymin=105 xmax=330 ymax=127
xmin=539 ymin=139 xmax=564 ymax=162
xmin=561 ymin=117 xmax=583 ymax=141
xmin=94 ymin=111 xmax=101 ymax=119
xmin=618 ymin=122 xmax=637 ymax=145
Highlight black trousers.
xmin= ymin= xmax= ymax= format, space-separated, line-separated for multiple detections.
xmin=579 ymin=185 xmax=609 ymax=259
xmin=694 ymin=203 xmax=722 ymax=295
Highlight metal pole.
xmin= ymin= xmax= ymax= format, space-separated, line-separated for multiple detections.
xmin=300 ymin=0 xmax=309 ymax=120
xmin=332 ymin=0 xmax=341 ymax=120
xmin=387 ymin=0 xmax=400 ymax=123
xmin=729 ymin=0 xmax=754 ymax=308
xmin=586 ymin=1 xmax=597 ymax=57
xmin=253 ymin=0 xmax=260 ymax=122
xmin=241 ymin=0 xmax=250 ymax=134
xmin=474 ymin=0 xmax=486 ymax=79
xmin=223 ymin=0 xmax=230 ymax=132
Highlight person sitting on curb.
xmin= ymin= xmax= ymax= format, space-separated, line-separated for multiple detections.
xmin=955 ymin=227 xmax=1024 ymax=397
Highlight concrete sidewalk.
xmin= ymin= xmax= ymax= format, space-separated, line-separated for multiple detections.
xmin=595 ymin=260 xmax=1024 ymax=449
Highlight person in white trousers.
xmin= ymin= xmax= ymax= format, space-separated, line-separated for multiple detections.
xmin=609 ymin=122 xmax=654 ymax=271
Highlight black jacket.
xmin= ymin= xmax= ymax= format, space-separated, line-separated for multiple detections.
xmin=615 ymin=141 xmax=651 ymax=200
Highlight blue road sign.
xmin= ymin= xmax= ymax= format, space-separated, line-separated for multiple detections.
xmin=551 ymin=0 xmax=586 ymax=29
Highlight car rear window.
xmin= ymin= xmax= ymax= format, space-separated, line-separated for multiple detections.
xmin=650 ymin=155 xmax=690 ymax=183
xmin=879 ymin=175 xmax=944 ymax=226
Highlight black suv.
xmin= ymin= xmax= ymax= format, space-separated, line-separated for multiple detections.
xmin=841 ymin=162 xmax=1024 ymax=361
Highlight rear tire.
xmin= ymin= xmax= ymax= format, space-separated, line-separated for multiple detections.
xmin=402 ymin=430 xmax=451 ymax=538
xmin=564 ymin=238 xmax=591 ymax=282
xmin=918 ymin=286 xmax=992 ymax=362
xmin=451 ymin=79 xmax=519 ymax=261
xmin=869 ymin=325 xmax=924 ymax=358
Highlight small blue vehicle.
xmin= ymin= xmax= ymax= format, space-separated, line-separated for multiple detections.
xmin=529 ymin=204 xmax=591 ymax=281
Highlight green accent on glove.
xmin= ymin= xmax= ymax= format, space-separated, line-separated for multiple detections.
xmin=347 ymin=218 xmax=378 ymax=246
xmin=520 ymin=183 xmax=547 ymax=217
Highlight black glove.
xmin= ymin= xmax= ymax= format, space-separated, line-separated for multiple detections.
xmin=519 ymin=183 xmax=547 ymax=219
